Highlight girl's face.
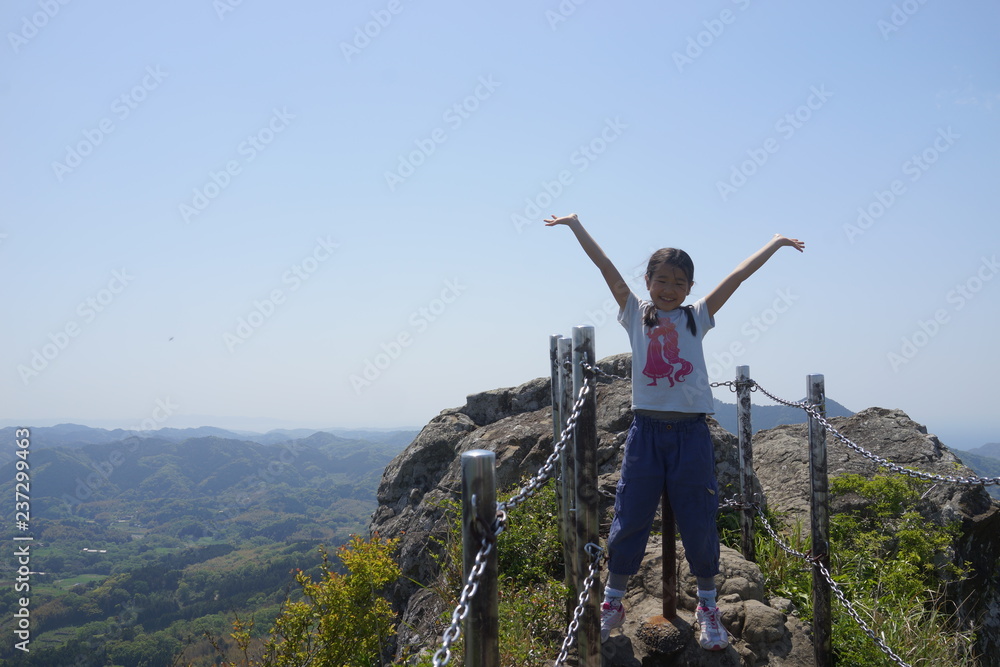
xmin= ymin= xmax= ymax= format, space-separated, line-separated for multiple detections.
xmin=645 ymin=263 xmax=692 ymax=311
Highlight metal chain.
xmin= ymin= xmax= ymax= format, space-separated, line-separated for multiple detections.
xmin=431 ymin=531 xmax=496 ymax=667
xmin=433 ymin=356 xmax=597 ymax=664
xmin=720 ymin=496 xmax=813 ymax=562
xmin=724 ymin=498 xmax=911 ymax=665
xmin=585 ymin=362 xmax=630 ymax=383
xmin=711 ymin=380 xmax=737 ymax=393
xmin=813 ymin=559 xmax=912 ymax=667
xmin=748 ymin=379 xmax=1000 ymax=488
xmin=748 ymin=381 xmax=812 ymax=409
xmin=555 ymin=543 xmax=605 ymax=666
xmin=752 ymin=503 xmax=814 ymax=563
xmin=801 ymin=403 xmax=1000 ymax=487
xmin=717 ymin=494 xmax=750 ymax=511
xmin=498 ymin=365 xmax=595 ymax=514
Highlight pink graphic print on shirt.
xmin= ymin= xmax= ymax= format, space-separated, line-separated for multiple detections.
xmin=642 ymin=318 xmax=694 ymax=387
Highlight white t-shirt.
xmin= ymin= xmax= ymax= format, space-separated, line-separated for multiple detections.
xmin=617 ymin=291 xmax=715 ymax=414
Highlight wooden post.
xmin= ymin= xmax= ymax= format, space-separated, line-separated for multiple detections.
xmin=736 ymin=365 xmax=756 ymax=562
xmin=462 ymin=450 xmax=499 ymax=667
xmin=572 ymin=326 xmax=600 ymax=666
xmin=807 ymin=374 xmax=832 ymax=667
xmin=557 ymin=336 xmax=578 ymax=616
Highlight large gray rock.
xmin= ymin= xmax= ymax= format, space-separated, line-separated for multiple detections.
xmin=597 ymin=539 xmax=814 ymax=667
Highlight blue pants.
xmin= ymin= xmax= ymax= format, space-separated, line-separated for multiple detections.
xmin=607 ymin=413 xmax=720 ymax=578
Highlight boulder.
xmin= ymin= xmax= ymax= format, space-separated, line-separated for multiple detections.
xmin=599 ymin=539 xmax=814 ymax=667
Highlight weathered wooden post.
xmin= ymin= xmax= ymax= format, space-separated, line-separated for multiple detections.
xmin=461 ymin=449 xmax=499 ymax=667
xmin=807 ymin=374 xmax=832 ymax=667
xmin=557 ymin=336 xmax=578 ymax=616
xmin=572 ymin=326 xmax=600 ymax=666
xmin=736 ymin=365 xmax=756 ymax=562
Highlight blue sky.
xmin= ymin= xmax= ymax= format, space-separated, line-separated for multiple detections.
xmin=2 ymin=0 xmax=998 ymax=450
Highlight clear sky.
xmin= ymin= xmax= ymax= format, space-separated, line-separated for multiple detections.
xmin=2 ymin=1 xmax=998 ymax=450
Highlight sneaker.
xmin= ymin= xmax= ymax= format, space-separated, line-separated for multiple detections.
xmin=696 ymin=605 xmax=729 ymax=651
xmin=600 ymin=600 xmax=625 ymax=641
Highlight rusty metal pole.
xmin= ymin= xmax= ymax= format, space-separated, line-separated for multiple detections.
xmin=736 ymin=365 xmax=756 ymax=562
xmin=661 ymin=495 xmax=677 ymax=619
xmin=462 ymin=449 xmax=498 ymax=667
xmin=807 ymin=374 xmax=832 ymax=667
xmin=572 ymin=325 xmax=600 ymax=666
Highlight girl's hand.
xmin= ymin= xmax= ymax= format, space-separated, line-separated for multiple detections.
xmin=544 ymin=213 xmax=579 ymax=227
xmin=774 ymin=234 xmax=805 ymax=252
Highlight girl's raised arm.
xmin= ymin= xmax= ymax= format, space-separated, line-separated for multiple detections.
xmin=545 ymin=214 xmax=630 ymax=311
xmin=705 ymin=234 xmax=804 ymax=317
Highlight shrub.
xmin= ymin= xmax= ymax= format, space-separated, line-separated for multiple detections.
xmin=731 ymin=473 xmax=977 ymax=666
xmin=209 ymin=535 xmax=399 ymax=667
xmin=419 ymin=483 xmax=569 ymax=666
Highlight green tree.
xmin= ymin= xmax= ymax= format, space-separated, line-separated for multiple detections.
xmin=216 ymin=535 xmax=399 ymax=667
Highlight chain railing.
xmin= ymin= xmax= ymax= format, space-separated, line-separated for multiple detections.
xmin=749 ymin=380 xmax=1000 ymax=488
xmin=431 ymin=354 xmax=992 ymax=667
xmin=555 ymin=542 xmax=605 ymax=666
xmin=432 ymin=356 xmax=597 ymax=666
xmin=813 ymin=559 xmax=910 ymax=667
xmin=720 ymin=375 xmax=1000 ymax=667
xmin=801 ymin=404 xmax=1000 ymax=487
xmin=719 ymin=497 xmax=913 ymax=667
xmin=432 ymin=531 xmax=497 ymax=667
xmin=714 ymin=373 xmax=988 ymax=667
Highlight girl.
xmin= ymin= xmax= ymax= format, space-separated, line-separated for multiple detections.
xmin=545 ymin=213 xmax=804 ymax=650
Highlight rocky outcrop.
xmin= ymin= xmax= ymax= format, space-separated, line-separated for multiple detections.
xmin=753 ymin=407 xmax=1000 ymax=664
xmin=370 ymin=354 xmax=999 ymax=665
xmin=599 ymin=540 xmax=814 ymax=666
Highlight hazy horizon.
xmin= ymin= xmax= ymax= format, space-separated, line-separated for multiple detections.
xmin=5 ymin=399 xmax=995 ymax=453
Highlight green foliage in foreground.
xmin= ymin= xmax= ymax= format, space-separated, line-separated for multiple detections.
xmin=414 ymin=484 xmax=569 ymax=667
xmin=182 ymin=472 xmax=981 ymax=666
xmin=205 ymin=535 xmax=400 ymax=667
xmin=738 ymin=473 xmax=978 ymax=666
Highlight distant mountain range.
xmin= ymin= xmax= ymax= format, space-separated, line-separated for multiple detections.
xmin=0 ymin=423 xmax=418 ymax=458
xmin=711 ymin=396 xmax=854 ymax=434
xmin=960 ymin=442 xmax=1000 ymax=460
xmin=952 ymin=444 xmax=1000 ymax=500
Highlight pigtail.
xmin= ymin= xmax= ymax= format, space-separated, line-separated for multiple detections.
xmin=642 ymin=302 xmax=658 ymax=329
xmin=644 ymin=302 xmax=698 ymax=335
xmin=682 ymin=305 xmax=697 ymax=336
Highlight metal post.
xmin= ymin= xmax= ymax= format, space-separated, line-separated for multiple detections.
xmin=736 ymin=365 xmax=756 ymax=562
xmin=550 ymin=334 xmax=567 ymax=578
xmin=462 ymin=450 xmax=499 ymax=667
xmin=661 ymin=495 xmax=677 ymax=620
xmin=557 ymin=336 xmax=578 ymax=616
xmin=572 ymin=326 xmax=600 ymax=666
xmin=807 ymin=374 xmax=832 ymax=667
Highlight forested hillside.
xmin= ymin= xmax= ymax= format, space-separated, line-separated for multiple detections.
xmin=0 ymin=428 xmax=414 ymax=666
xmin=953 ymin=446 xmax=1000 ymax=500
